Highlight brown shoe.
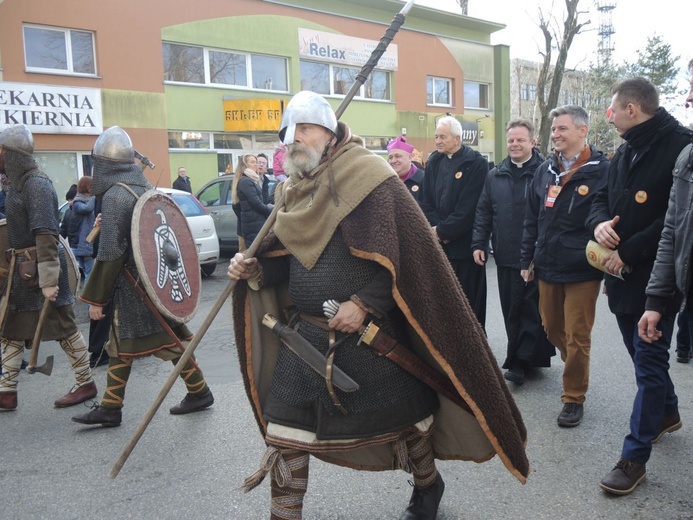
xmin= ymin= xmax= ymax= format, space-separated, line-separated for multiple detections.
xmin=599 ymin=458 xmax=646 ymax=495
xmin=652 ymin=411 xmax=682 ymax=443
xmin=72 ymin=404 xmax=122 ymax=427
xmin=54 ymin=381 xmax=98 ymax=408
xmin=0 ymin=392 xmax=18 ymax=411
xmin=169 ymin=388 xmax=214 ymax=415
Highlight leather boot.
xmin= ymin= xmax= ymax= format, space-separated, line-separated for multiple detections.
xmin=72 ymin=404 xmax=122 ymax=427
xmin=54 ymin=381 xmax=98 ymax=408
xmin=400 ymin=473 xmax=445 ymax=520
xmin=0 ymin=391 xmax=18 ymax=411
xmin=169 ymin=387 xmax=214 ymax=415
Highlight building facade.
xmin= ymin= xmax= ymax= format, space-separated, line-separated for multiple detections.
xmin=0 ymin=0 xmax=510 ymax=192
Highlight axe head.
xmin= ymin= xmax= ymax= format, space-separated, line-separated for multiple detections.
xmin=26 ymin=355 xmax=54 ymax=376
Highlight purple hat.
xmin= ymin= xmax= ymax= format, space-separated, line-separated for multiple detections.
xmin=387 ymin=135 xmax=414 ymax=153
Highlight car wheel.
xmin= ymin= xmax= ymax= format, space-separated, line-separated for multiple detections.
xmin=201 ymin=262 xmax=217 ymax=277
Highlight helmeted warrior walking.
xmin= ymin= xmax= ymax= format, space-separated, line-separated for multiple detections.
xmin=0 ymin=124 xmax=97 ymax=411
xmin=228 ymin=91 xmax=529 ymax=520
xmin=72 ymin=126 xmax=213 ymax=427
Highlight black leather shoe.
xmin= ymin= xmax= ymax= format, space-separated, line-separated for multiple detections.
xmin=599 ymin=458 xmax=646 ymax=495
xmin=400 ymin=474 xmax=445 ymax=520
xmin=652 ymin=411 xmax=682 ymax=443
xmin=676 ymin=351 xmax=691 ymax=363
xmin=557 ymin=403 xmax=583 ymax=427
xmin=89 ymin=353 xmax=110 ymax=368
xmin=72 ymin=404 xmax=122 ymax=427
xmin=504 ymin=367 xmax=525 ymax=385
xmin=169 ymin=388 xmax=214 ymax=415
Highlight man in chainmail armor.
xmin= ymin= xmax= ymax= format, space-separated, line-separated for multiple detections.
xmin=72 ymin=126 xmax=213 ymax=428
xmin=0 ymin=124 xmax=97 ymax=411
xmin=228 ymin=91 xmax=529 ymax=520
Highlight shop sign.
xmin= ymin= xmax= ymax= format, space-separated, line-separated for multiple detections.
xmin=298 ymin=28 xmax=398 ymax=71
xmin=0 ymin=81 xmax=102 ymax=135
xmin=223 ymin=98 xmax=284 ymax=132
xmin=460 ymin=122 xmax=479 ymax=146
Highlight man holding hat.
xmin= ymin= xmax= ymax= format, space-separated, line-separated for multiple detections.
xmin=387 ymin=135 xmax=425 ymax=200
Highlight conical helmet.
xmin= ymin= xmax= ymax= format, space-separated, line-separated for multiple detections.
xmin=279 ymin=91 xmax=338 ymax=144
xmin=93 ymin=126 xmax=135 ymax=162
xmin=0 ymin=124 xmax=34 ymax=155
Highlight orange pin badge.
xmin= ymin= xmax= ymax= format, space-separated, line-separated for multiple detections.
xmin=578 ymin=185 xmax=589 ymax=196
xmin=635 ymin=190 xmax=648 ymax=203
xmin=411 ymin=185 xmax=419 ymax=192
xmin=455 ymin=171 xmax=463 ymax=179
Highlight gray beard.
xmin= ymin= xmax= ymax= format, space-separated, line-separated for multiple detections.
xmin=284 ymin=144 xmax=322 ymax=177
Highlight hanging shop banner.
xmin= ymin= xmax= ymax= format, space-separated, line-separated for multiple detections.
xmin=298 ymin=28 xmax=398 ymax=71
xmin=223 ymin=99 xmax=284 ymax=132
xmin=0 ymin=81 xmax=103 ymax=135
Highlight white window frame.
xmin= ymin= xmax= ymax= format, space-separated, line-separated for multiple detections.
xmin=427 ymin=76 xmax=453 ymax=107
xmin=299 ymin=59 xmax=391 ymax=102
xmin=163 ymin=42 xmax=289 ymax=93
xmin=23 ymin=24 xmax=97 ymax=77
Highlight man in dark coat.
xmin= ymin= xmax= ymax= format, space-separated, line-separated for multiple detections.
xmin=172 ymin=166 xmax=192 ymax=193
xmin=587 ymin=77 xmax=693 ymax=496
xmin=418 ymin=116 xmax=489 ymax=328
xmin=521 ymin=105 xmax=609 ymax=428
xmin=228 ymin=91 xmax=528 ymax=520
xmin=472 ymin=118 xmax=554 ymax=385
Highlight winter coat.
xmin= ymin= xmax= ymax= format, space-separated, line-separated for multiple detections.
xmin=403 ymin=167 xmax=425 ymax=201
xmin=472 ymin=150 xmax=544 ymax=268
xmin=646 ymin=144 xmax=693 ymax=314
xmin=172 ymin=176 xmax=192 ymax=193
xmin=418 ymin=146 xmax=489 ymax=260
xmin=238 ymin=175 xmax=272 ymax=244
xmin=71 ymin=194 xmax=95 ymax=257
xmin=521 ymin=146 xmax=609 ymax=284
xmin=586 ymin=108 xmax=693 ymax=315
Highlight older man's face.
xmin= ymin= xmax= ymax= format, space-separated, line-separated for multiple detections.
xmin=285 ymin=124 xmax=333 ymax=174
xmin=388 ymin=149 xmax=413 ymax=178
xmin=434 ymin=123 xmax=461 ymax=155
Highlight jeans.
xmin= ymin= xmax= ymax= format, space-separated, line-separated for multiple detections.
xmin=616 ymin=313 xmax=678 ymax=464
xmin=72 ymin=249 xmax=94 ymax=285
xmin=676 ymin=306 xmax=693 ymax=356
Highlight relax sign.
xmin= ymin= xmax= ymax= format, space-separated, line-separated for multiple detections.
xmin=298 ymin=28 xmax=398 ymax=71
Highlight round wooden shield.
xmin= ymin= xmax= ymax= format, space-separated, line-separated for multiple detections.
xmin=58 ymin=234 xmax=81 ymax=295
xmin=131 ymin=190 xmax=200 ymax=324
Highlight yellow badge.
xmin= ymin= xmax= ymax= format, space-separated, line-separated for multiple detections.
xmin=635 ymin=190 xmax=648 ymax=203
xmin=411 ymin=185 xmax=419 ymax=192
xmin=455 ymin=171 xmax=463 ymax=179
xmin=578 ymin=185 xmax=589 ymax=196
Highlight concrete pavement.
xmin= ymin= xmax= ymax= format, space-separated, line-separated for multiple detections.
xmin=3 ymin=256 xmax=693 ymax=519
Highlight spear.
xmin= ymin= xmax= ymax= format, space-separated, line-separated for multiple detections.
xmin=109 ymin=0 xmax=417 ymax=479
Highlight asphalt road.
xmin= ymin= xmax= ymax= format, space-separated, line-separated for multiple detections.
xmin=3 ymin=255 xmax=693 ymax=519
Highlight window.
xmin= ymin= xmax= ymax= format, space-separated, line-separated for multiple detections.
xmin=163 ymin=43 xmax=288 ymax=92
xmin=521 ymin=83 xmax=537 ymax=101
xmin=464 ymin=81 xmax=489 ymax=109
xmin=300 ymin=60 xmax=390 ymax=101
xmin=168 ymin=131 xmax=212 ymax=149
xmin=23 ymin=24 xmax=96 ymax=75
xmin=427 ymin=76 xmax=452 ymax=106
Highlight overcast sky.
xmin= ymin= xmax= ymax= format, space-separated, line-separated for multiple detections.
xmin=415 ymin=0 xmax=691 ymax=124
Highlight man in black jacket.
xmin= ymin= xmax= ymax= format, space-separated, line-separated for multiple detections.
xmin=172 ymin=166 xmax=192 ymax=193
xmin=472 ymin=119 xmax=554 ymax=385
xmin=521 ymin=105 xmax=609 ymax=428
xmin=588 ymin=77 xmax=693 ymax=496
xmin=419 ymin=116 xmax=489 ymax=328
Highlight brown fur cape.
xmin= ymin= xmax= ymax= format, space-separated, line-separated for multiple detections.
xmin=231 ymin=141 xmax=529 ymax=484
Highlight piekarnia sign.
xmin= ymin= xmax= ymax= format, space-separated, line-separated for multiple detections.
xmin=0 ymin=82 xmax=103 ymax=135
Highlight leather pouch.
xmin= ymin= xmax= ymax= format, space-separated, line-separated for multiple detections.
xmin=16 ymin=250 xmax=39 ymax=290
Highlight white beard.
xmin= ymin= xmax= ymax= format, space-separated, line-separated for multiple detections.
xmin=283 ymin=144 xmax=323 ymax=177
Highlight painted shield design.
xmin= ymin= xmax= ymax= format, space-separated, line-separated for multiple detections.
xmin=58 ymin=234 xmax=81 ymax=296
xmin=131 ymin=190 xmax=200 ymax=324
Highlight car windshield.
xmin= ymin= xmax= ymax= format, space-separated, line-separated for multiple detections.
xmin=170 ymin=193 xmax=206 ymax=217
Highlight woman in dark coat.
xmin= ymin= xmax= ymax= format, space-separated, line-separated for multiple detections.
xmin=71 ymin=176 xmax=96 ymax=283
xmin=231 ymin=154 xmax=272 ymax=249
